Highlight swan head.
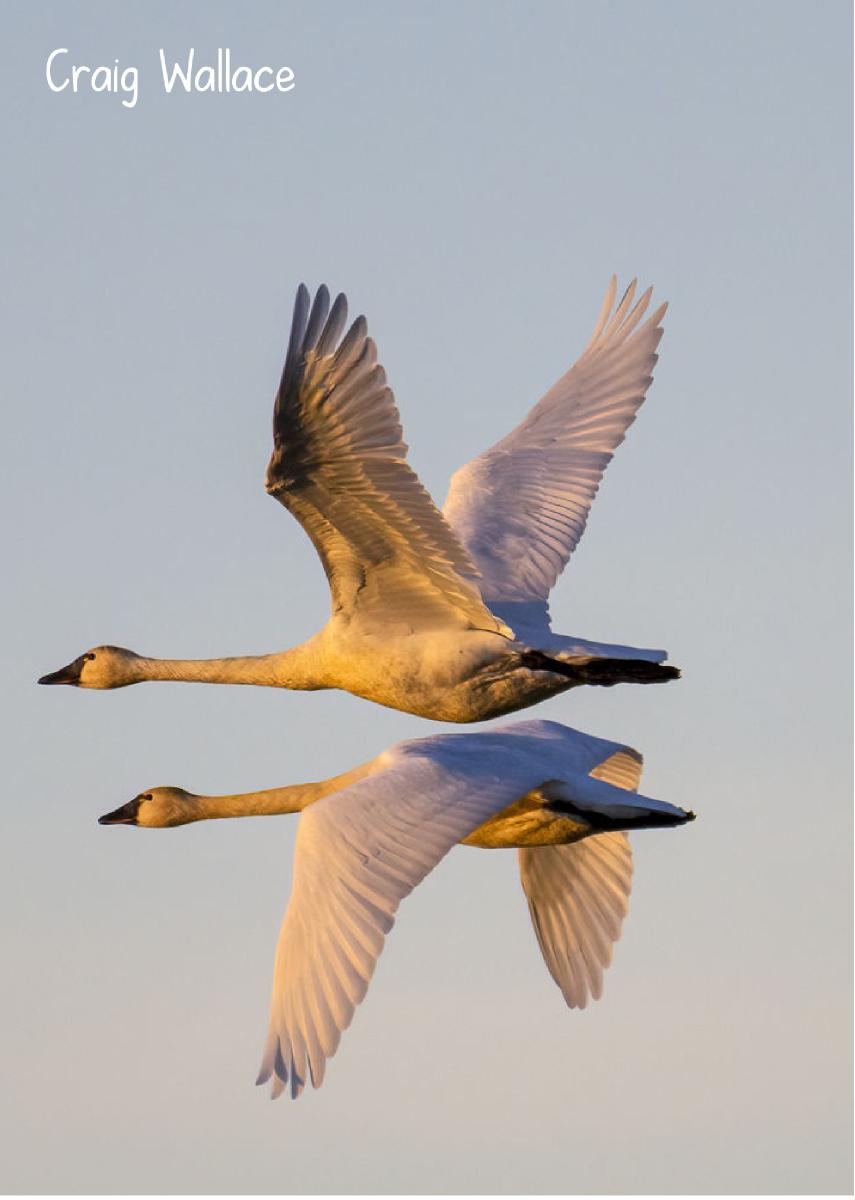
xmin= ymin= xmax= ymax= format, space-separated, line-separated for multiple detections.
xmin=99 ymin=788 xmax=195 ymax=829
xmin=38 ymin=645 xmax=142 ymax=689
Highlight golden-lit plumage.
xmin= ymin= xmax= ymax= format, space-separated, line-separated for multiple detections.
xmin=101 ymin=719 xmax=694 ymax=1099
xmin=40 ymin=278 xmax=677 ymax=720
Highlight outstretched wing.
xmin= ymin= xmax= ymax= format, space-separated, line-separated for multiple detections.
xmin=444 ymin=278 xmax=667 ymax=632
xmin=267 ymin=285 xmax=510 ymax=636
xmin=255 ymin=745 xmax=534 ymax=1099
xmin=517 ymin=747 xmax=642 ymax=1008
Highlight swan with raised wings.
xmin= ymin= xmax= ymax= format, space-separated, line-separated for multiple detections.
xmin=41 ymin=279 xmax=678 ymax=722
xmin=99 ymin=719 xmax=694 ymax=1098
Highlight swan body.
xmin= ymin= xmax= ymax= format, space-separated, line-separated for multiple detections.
xmin=100 ymin=719 xmax=695 ymax=1097
xmin=41 ymin=277 xmax=679 ymax=721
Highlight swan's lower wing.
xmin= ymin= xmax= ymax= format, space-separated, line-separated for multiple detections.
xmin=256 ymin=745 xmax=538 ymax=1099
xmin=267 ymin=285 xmax=510 ymax=635
xmin=443 ymin=278 xmax=667 ymax=613
xmin=517 ymin=746 xmax=642 ymax=1007
xmin=518 ymin=833 xmax=633 ymax=1009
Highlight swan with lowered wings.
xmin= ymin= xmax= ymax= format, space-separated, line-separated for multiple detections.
xmin=99 ymin=719 xmax=694 ymax=1098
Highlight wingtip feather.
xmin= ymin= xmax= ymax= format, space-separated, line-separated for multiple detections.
xmin=589 ymin=275 xmax=618 ymax=344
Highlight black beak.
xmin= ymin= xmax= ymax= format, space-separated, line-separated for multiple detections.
xmin=38 ymin=658 xmax=83 ymax=686
xmin=98 ymin=798 xmax=141 ymax=826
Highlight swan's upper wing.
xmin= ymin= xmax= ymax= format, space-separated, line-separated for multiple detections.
xmin=517 ymin=746 xmax=642 ymax=1008
xmin=266 ymin=285 xmax=510 ymax=635
xmin=255 ymin=739 xmax=538 ymax=1099
xmin=443 ymin=278 xmax=667 ymax=627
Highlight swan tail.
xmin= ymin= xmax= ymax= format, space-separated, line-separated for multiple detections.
xmin=519 ymin=649 xmax=680 ymax=687
xmin=542 ymin=777 xmax=695 ymax=831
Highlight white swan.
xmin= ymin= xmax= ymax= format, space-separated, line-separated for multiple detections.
xmin=41 ymin=278 xmax=678 ymax=722
xmin=99 ymin=719 xmax=694 ymax=1098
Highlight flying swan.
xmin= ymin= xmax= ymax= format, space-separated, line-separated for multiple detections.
xmin=41 ymin=278 xmax=678 ymax=722
xmin=99 ymin=719 xmax=694 ymax=1098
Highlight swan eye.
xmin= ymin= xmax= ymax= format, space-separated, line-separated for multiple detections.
xmin=140 ymin=794 xmax=153 ymax=802
xmin=84 ymin=653 xmax=96 ymax=661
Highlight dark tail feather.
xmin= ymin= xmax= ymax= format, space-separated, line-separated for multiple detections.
xmin=555 ymin=804 xmax=697 ymax=832
xmin=519 ymin=650 xmax=680 ymax=687
xmin=540 ymin=781 xmax=696 ymax=831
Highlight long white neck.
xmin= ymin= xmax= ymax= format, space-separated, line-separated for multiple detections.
xmin=183 ymin=762 xmax=374 ymax=822
xmin=130 ymin=644 xmax=322 ymax=689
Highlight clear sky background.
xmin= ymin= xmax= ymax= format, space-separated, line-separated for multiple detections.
xmin=1 ymin=1 xmax=851 ymax=1193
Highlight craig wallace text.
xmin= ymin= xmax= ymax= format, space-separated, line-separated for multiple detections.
xmin=45 ymin=47 xmax=296 ymax=109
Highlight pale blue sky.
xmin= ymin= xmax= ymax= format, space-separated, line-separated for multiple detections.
xmin=2 ymin=0 xmax=851 ymax=1193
